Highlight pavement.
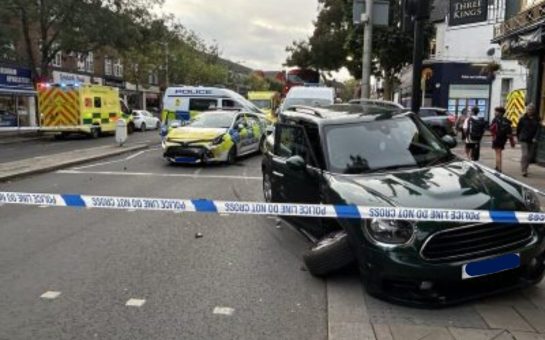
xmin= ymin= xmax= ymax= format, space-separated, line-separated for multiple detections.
xmin=0 ymin=135 xmax=544 ymax=339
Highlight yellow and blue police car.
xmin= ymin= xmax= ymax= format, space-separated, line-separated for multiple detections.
xmin=162 ymin=110 xmax=266 ymax=165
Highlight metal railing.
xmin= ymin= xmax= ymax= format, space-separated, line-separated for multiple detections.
xmin=494 ymin=1 xmax=545 ymax=38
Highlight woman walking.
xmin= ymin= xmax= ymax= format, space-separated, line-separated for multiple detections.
xmin=489 ymin=107 xmax=515 ymax=172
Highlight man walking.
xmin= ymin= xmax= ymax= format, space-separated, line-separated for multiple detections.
xmin=517 ymin=104 xmax=540 ymax=177
xmin=463 ymin=107 xmax=486 ymax=161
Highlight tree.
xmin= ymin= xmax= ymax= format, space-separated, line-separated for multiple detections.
xmin=286 ymin=0 xmax=430 ymax=100
xmin=2 ymin=0 xmax=162 ymax=81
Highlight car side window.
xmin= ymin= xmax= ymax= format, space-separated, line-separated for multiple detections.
xmin=275 ymin=124 xmax=312 ymax=164
xmin=223 ymin=99 xmax=242 ymax=109
xmin=94 ymin=97 xmax=102 ymax=108
xmin=189 ymin=98 xmax=217 ymax=111
xmin=419 ymin=109 xmax=434 ymax=117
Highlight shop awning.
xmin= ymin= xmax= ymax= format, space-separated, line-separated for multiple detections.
xmin=0 ymin=87 xmax=37 ymax=96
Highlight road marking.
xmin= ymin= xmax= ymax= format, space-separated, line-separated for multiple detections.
xmin=213 ymin=306 xmax=235 ymax=316
xmin=40 ymin=291 xmax=61 ymax=300
xmin=57 ymin=170 xmax=262 ymax=181
xmin=125 ymin=298 xmax=146 ymax=307
xmin=125 ymin=150 xmax=146 ymax=161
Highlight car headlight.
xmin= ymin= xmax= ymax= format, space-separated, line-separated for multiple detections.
xmin=211 ymin=134 xmax=224 ymax=145
xmin=366 ymin=218 xmax=414 ymax=245
xmin=523 ymin=188 xmax=541 ymax=212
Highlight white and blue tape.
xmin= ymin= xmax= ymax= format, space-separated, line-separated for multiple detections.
xmin=1 ymin=191 xmax=545 ymax=225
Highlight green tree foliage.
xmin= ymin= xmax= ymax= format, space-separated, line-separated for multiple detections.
xmin=286 ymin=0 xmax=431 ymax=100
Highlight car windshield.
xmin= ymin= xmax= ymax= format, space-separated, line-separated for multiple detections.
xmin=284 ymin=98 xmax=332 ymax=108
xmin=188 ymin=113 xmax=234 ymax=129
xmin=324 ymin=116 xmax=451 ymax=174
xmin=251 ymin=99 xmax=271 ymax=109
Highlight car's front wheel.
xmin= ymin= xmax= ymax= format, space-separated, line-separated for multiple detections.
xmin=227 ymin=146 xmax=237 ymax=165
xmin=303 ymin=231 xmax=355 ymax=277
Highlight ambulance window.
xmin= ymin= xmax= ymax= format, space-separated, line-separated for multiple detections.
xmin=94 ymin=97 xmax=102 ymax=108
xmin=189 ymin=99 xmax=217 ymax=111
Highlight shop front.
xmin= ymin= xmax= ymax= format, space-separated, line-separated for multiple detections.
xmin=492 ymin=1 xmax=545 ymax=162
xmin=51 ymin=71 xmax=91 ymax=85
xmin=0 ymin=64 xmax=37 ymax=129
xmin=422 ymin=62 xmax=492 ymax=121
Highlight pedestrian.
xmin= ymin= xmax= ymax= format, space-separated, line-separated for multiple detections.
xmin=456 ymin=108 xmax=468 ymax=140
xmin=517 ymin=103 xmax=540 ymax=177
xmin=463 ymin=107 xmax=486 ymax=161
xmin=489 ymin=107 xmax=515 ymax=172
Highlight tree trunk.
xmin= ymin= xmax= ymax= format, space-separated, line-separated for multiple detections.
xmin=19 ymin=7 xmax=37 ymax=81
xmin=382 ymin=70 xmax=396 ymax=101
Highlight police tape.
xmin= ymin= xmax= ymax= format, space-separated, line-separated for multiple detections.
xmin=1 ymin=191 xmax=545 ymax=225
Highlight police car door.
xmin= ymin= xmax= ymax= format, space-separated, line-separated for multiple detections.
xmin=245 ymin=114 xmax=262 ymax=153
xmin=233 ymin=114 xmax=251 ymax=155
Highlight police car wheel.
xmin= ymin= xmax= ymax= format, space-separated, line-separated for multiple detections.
xmin=303 ymin=231 xmax=355 ymax=277
xmin=227 ymin=146 xmax=237 ymax=165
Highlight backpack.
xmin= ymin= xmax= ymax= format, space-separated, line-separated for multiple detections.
xmin=498 ymin=117 xmax=512 ymax=137
xmin=469 ymin=118 xmax=486 ymax=141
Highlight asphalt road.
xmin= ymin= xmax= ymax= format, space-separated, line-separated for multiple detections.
xmin=0 ymin=150 xmax=327 ymax=340
xmin=0 ymin=130 xmax=161 ymax=164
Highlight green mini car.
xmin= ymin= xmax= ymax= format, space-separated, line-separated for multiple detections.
xmin=262 ymin=104 xmax=545 ymax=306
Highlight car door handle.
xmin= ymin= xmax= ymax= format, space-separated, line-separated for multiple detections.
xmin=272 ymin=171 xmax=284 ymax=178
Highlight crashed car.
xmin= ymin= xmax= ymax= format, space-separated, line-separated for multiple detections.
xmin=262 ymin=104 xmax=545 ymax=306
xmin=163 ymin=110 xmax=266 ymax=164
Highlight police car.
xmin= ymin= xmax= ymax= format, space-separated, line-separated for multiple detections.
xmin=163 ymin=110 xmax=266 ymax=164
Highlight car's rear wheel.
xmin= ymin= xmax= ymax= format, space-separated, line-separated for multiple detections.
xmin=127 ymin=122 xmax=135 ymax=135
xmin=156 ymin=121 xmax=161 ymax=130
xmin=141 ymin=123 xmax=146 ymax=131
xmin=227 ymin=146 xmax=237 ymax=165
xmin=90 ymin=127 xmax=100 ymax=139
xmin=303 ymin=231 xmax=355 ymax=277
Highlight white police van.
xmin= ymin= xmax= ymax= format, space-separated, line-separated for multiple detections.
xmin=161 ymin=86 xmax=263 ymax=124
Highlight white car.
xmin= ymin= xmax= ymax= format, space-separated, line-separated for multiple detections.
xmin=132 ymin=110 xmax=161 ymax=131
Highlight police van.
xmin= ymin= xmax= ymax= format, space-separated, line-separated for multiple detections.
xmin=161 ymin=86 xmax=263 ymax=126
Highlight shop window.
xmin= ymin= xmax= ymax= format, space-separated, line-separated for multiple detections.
xmin=189 ymin=99 xmax=217 ymax=111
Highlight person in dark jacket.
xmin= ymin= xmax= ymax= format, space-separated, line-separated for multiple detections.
xmin=490 ymin=107 xmax=515 ymax=173
xmin=517 ymin=104 xmax=540 ymax=177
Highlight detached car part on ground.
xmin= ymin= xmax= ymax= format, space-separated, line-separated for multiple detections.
xmin=262 ymin=104 xmax=545 ymax=306
xmin=162 ymin=111 xmax=266 ymax=165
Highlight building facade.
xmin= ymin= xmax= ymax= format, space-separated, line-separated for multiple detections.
xmin=399 ymin=0 xmax=527 ymax=123
xmin=0 ymin=63 xmax=37 ymax=129
xmin=492 ymin=0 xmax=545 ymax=162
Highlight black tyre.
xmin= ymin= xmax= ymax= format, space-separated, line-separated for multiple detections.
xmin=127 ymin=122 xmax=135 ymax=135
xmin=54 ymin=132 xmax=68 ymax=140
xmin=227 ymin=146 xmax=237 ymax=165
xmin=156 ymin=121 xmax=161 ymax=129
xmin=141 ymin=123 xmax=146 ymax=131
xmin=90 ymin=127 xmax=100 ymax=139
xmin=303 ymin=231 xmax=355 ymax=277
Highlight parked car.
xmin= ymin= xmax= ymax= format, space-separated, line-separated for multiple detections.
xmin=162 ymin=110 xmax=266 ymax=164
xmin=418 ymin=107 xmax=456 ymax=137
xmin=132 ymin=110 xmax=161 ymax=131
xmin=262 ymin=104 xmax=545 ymax=306
xmin=281 ymin=86 xmax=335 ymax=112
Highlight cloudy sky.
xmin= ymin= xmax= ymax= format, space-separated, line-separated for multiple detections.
xmin=161 ymin=0 xmax=318 ymax=71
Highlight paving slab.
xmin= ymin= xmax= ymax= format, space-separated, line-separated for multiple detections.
xmin=511 ymin=332 xmax=545 ymax=340
xmin=388 ymin=324 xmax=454 ymax=340
xmin=475 ymin=305 xmax=534 ymax=332
xmin=515 ymin=307 xmax=545 ymax=334
xmin=448 ymin=327 xmax=505 ymax=340
xmin=372 ymin=323 xmax=393 ymax=340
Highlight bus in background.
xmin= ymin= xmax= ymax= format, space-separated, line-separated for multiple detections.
xmin=281 ymin=69 xmax=320 ymax=97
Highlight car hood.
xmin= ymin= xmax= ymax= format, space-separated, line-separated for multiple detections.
xmin=167 ymin=127 xmax=227 ymax=141
xmin=327 ymin=160 xmax=527 ymax=212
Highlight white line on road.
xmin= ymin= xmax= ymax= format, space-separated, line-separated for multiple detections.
xmin=57 ymin=169 xmax=262 ymax=181
xmin=125 ymin=150 xmax=146 ymax=160
xmin=40 ymin=291 xmax=61 ymax=300
xmin=125 ymin=298 xmax=146 ymax=307
xmin=71 ymin=149 xmax=156 ymax=170
xmin=213 ymin=306 xmax=235 ymax=316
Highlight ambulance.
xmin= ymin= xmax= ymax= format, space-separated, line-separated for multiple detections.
xmin=505 ymin=88 xmax=526 ymax=127
xmin=38 ymin=83 xmax=133 ymax=138
xmin=161 ymin=86 xmax=263 ymax=127
xmin=247 ymin=91 xmax=281 ymax=123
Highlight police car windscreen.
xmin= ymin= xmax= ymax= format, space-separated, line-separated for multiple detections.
xmin=189 ymin=113 xmax=233 ymax=129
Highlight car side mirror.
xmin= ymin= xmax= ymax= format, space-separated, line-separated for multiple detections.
xmin=441 ymin=135 xmax=457 ymax=149
xmin=286 ymin=155 xmax=306 ymax=171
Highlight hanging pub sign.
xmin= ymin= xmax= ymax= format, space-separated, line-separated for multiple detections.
xmin=449 ymin=0 xmax=488 ymax=26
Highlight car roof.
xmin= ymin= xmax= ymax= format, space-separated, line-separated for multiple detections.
xmin=280 ymin=104 xmax=411 ymax=125
xmin=420 ymin=107 xmax=447 ymax=111
xmin=348 ymin=99 xmax=405 ymax=109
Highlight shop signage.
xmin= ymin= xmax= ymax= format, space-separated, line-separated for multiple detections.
xmin=449 ymin=0 xmax=488 ymax=26
xmin=0 ymin=66 xmax=33 ymax=89
xmin=52 ymin=71 xmax=91 ymax=85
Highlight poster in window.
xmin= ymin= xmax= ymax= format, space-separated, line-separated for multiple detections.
xmin=449 ymin=0 xmax=488 ymax=27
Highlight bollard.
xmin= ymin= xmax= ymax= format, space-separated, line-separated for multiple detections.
xmin=115 ymin=119 xmax=128 ymax=146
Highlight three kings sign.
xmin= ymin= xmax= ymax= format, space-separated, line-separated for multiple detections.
xmin=449 ymin=0 xmax=488 ymax=26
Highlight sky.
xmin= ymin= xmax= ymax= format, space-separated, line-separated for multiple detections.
xmin=161 ymin=0 xmax=351 ymax=79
